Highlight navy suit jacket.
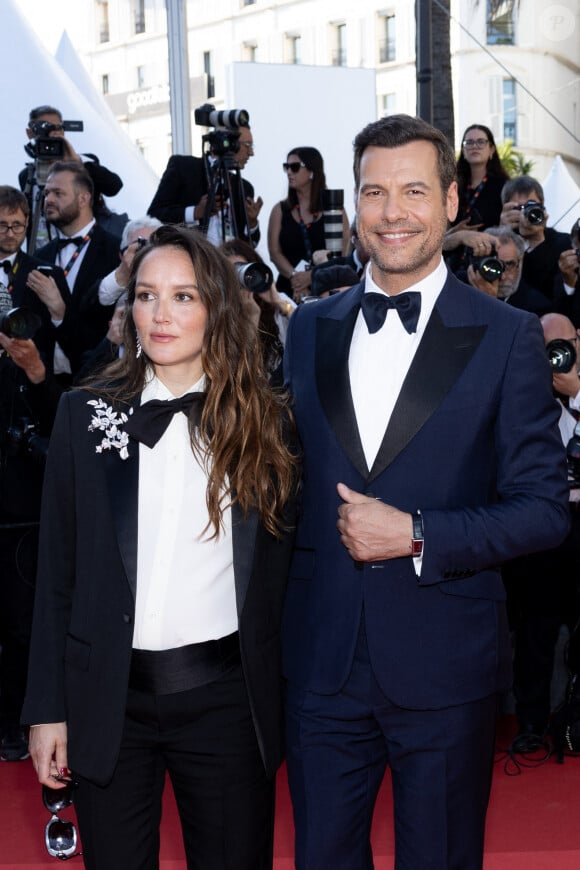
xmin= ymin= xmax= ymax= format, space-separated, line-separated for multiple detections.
xmin=22 ymin=389 xmax=296 ymax=785
xmin=282 ymin=271 xmax=570 ymax=709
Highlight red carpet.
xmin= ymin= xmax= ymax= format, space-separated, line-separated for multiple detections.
xmin=1 ymin=716 xmax=579 ymax=869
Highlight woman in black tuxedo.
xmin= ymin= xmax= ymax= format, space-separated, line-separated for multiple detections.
xmin=23 ymin=225 xmax=298 ymax=869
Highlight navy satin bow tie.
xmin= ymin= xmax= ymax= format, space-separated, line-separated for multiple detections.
xmin=124 ymin=392 xmax=206 ymax=448
xmin=361 ymin=291 xmax=421 ymax=335
xmin=0 ymin=260 xmax=11 ymax=274
xmin=55 ymin=236 xmax=85 ymax=251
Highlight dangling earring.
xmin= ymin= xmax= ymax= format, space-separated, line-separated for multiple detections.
xmin=135 ymin=333 xmax=142 ymax=359
xmin=309 ymin=173 xmax=314 ymax=180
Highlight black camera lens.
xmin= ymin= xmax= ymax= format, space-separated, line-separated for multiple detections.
xmin=234 ymin=262 xmax=273 ymax=294
xmin=546 ymin=338 xmax=576 ymax=373
xmin=467 ymin=247 xmax=504 ymax=284
xmin=0 ymin=307 xmax=42 ymax=339
xmin=522 ymin=201 xmax=545 ymax=226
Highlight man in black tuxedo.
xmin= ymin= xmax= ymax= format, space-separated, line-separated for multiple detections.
xmin=0 ymin=186 xmax=64 ymax=761
xmin=148 ymin=125 xmax=263 ymax=245
xmin=34 ymin=162 xmax=121 ymax=380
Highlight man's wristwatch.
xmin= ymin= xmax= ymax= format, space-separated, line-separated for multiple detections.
xmin=411 ymin=511 xmax=424 ymax=557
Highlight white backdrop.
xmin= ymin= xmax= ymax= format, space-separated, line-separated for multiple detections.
xmin=226 ymin=62 xmax=377 ymax=262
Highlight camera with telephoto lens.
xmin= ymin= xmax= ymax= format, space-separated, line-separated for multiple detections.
xmin=466 ymin=245 xmax=505 ymax=283
xmin=0 ymin=307 xmax=42 ymax=340
xmin=546 ymin=338 xmax=577 ymax=373
xmin=235 ymin=262 xmax=273 ymax=295
xmin=194 ymin=103 xmax=249 ymax=159
xmin=25 ymin=119 xmax=84 ymax=161
xmin=515 ymin=200 xmax=546 ymax=226
xmin=5 ymin=417 xmax=48 ymax=463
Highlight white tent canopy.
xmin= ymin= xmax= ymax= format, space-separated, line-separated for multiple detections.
xmin=2 ymin=0 xmax=158 ymax=221
xmin=542 ymin=155 xmax=580 ymax=233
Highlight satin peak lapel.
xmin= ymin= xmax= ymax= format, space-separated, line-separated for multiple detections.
xmin=369 ymin=307 xmax=487 ymax=481
xmin=103 ymin=404 xmax=140 ymax=600
xmin=315 ymin=298 xmax=369 ymax=478
xmin=232 ymin=501 xmax=258 ymax=618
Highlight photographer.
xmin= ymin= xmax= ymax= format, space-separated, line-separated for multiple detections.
xmin=0 ymin=302 xmax=62 ymax=763
xmin=502 ymin=312 xmax=580 ymax=751
xmin=553 ymin=217 xmax=580 ymax=327
xmin=148 ymin=108 xmax=262 ymax=246
xmin=20 ymin=105 xmax=124 ymax=250
xmin=499 ymin=175 xmax=570 ymax=301
xmin=463 ymin=226 xmax=553 ymax=316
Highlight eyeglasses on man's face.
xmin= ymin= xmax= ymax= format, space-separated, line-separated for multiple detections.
xmin=462 ymin=139 xmax=489 ymax=149
xmin=498 ymin=258 xmax=521 ymax=273
xmin=283 ymin=161 xmax=306 ymax=173
xmin=0 ymin=222 xmax=27 ymax=235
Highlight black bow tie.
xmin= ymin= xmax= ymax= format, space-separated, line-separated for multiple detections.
xmin=360 ymin=291 xmax=421 ymax=335
xmin=55 ymin=236 xmax=85 ymax=251
xmin=124 ymin=392 xmax=206 ymax=448
xmin=0 ymin=260 xmax=12 ymax=274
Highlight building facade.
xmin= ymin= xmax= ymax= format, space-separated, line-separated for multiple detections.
xmin=84 ymin=0 xmax=579 ymax=184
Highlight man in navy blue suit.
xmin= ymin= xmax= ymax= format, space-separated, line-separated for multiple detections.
xmin=282 ymin=115 xmax=570 ymax=869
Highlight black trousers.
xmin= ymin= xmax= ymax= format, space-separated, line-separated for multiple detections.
xmin=0 ymin=522 xmax=38 ymax=730
xmin=74 ymin=661 xmax=274 ymax=870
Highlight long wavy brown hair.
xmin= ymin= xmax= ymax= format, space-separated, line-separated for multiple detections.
xmin=85 ymin=225 xmax=298 ymax=538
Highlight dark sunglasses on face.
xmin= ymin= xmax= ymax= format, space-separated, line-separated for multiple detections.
xmin=43 ymin=782 xmax=83 ymax=861
xmin=283 ymin=161 xmax=306 ymax=173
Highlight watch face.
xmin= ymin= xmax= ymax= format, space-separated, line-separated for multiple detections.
xmin=411 ymin=539 xmax=424 ymax=558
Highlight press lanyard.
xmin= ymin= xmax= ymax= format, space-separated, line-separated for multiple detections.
xmin=59 ymin=229 xmax=94 ymax=276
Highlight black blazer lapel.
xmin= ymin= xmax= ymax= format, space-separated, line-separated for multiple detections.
xmin=315 ymin=295 xmax=369 ymax=479
xmin=103 ymin=402 xmax=140 ymax=599
xmin=369 ymin=307 xmax=487 ymax=481
xmin=231 ymin=501 xmax=258 ymax=618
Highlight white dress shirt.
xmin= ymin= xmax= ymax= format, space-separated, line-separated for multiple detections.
xmin=133 ymin=373 xmax=238 ymax=650
xmin=53 ymin=218 xmax=96 ymax=375
xmin=349 ymin=258 xmax=448 ymax=470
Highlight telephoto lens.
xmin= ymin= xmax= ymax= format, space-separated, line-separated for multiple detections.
xmin=0 ymin=307 xmax=42 ymax=339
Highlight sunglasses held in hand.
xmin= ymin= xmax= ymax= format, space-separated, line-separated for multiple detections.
xmin=43 ymin=781 xmax=82 ymax=861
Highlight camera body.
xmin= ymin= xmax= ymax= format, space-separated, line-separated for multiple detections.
xmin=26 ymin=119 xmax=83 ymax=161
xmin=466 ymin=245 xmax=505 ymax=283
xmin=0 ymin=307 xmax=42 ymax=340
xmin=546 ymin=337 xmax=577 ymax=373
xmin=515 ymin=200 xmax=546 ymax=226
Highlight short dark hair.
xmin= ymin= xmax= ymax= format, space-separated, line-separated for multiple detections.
xmin=0 ymin=185 xmax=30 ymax=218
xmin=47 ymin=161 xmax=94 ymax=199
xmin=501 ymin=175 xmax=544 ymax=205
xmin=28 ymin=105 xmax=62 ymax=123
xmin=353 ymin=114 xmax=457 ymax=195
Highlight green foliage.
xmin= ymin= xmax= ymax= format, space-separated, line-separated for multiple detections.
xmin=497 ymin=139 xmax=535 ymax=177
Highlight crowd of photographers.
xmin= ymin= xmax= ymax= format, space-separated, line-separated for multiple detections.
xmin=1 ymin=103 xmax=579 ymax=763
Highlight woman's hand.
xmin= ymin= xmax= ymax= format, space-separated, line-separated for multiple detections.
xmin=29 ymin=722 xmax=70 ymax=787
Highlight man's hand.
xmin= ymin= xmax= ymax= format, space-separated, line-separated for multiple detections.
xmin=290 ymin=269 xmax=312 ymax=298
xmin=553 ymin=367 xmax=580 ymax=400
xmin=29 ymin=722 xmax=69 ymax=788
xmin=26 ymin=270 xmax=66 ymax=321
xmin=245 ymin=196 xmax=263 ymax=229
xmin=499 ymin=200 xmax=522 ymax=232
xmin=193 ymin=194 xmax=225 ymax=221
xmin=466 ymin=264 xmax=499 ymax=298
xmin=443 ymin=230 xmax=497 ymax=254
xmin=0 ymin=335 xmax=46 ymax=383
xmin=559 ymin=248 xmax=580 ymax=289
xmin=336 ymin=482 xmax=413 ymax=562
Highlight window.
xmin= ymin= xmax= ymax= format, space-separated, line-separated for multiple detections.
xmin=101 ymin=74 xmax=109 ymax=95
xmin=487 ymin=0 xmax=515 ymax=45
xmin=243 ymin=0 xmax=256 ymax=5
xmin=333 ymin=23 xmax=347 ymax=66
xmin=136 ymin=65 xmax=146 ymax=89
xmin=97 ymin=0 xmax=109 ymax=43
xmin=133 ymin=0 xmax=146 ymax=35
xmin=503 ymin=78 xmax=517 ymax=142
xmin=288 ymin=35 xmax=302 ymax=65
xmin=379 ymin=14 xmax=396 ymax=63
xmin=243 ymin=42 xmax=258 ymax=62
xmin=381 ymin=93 xmax=396 ymax=115
xmin=204 ymin=51 xmax=215 ymax=98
